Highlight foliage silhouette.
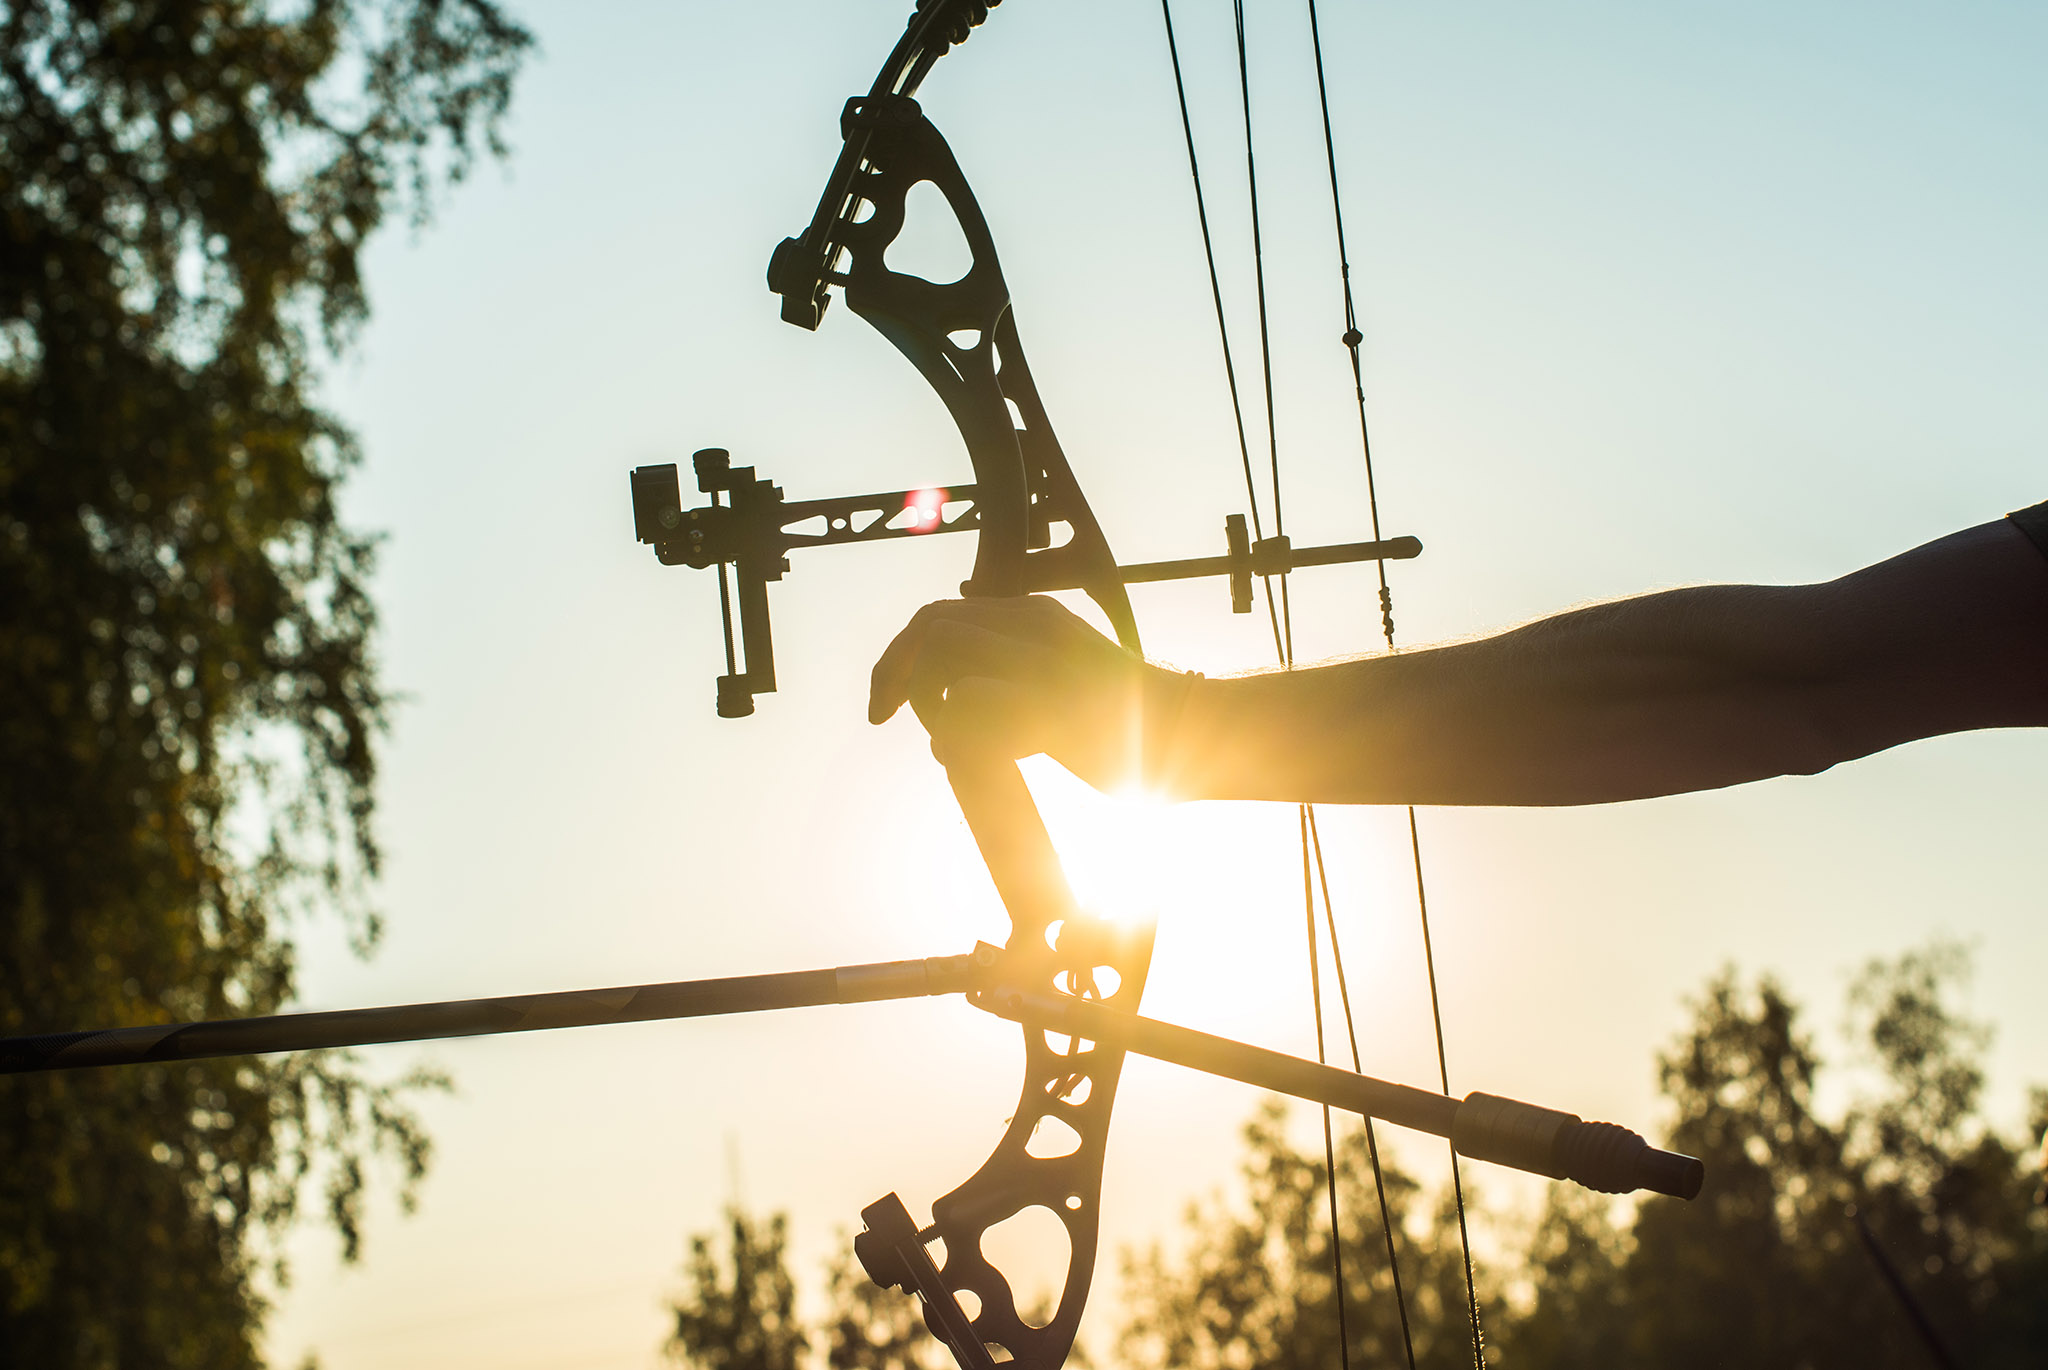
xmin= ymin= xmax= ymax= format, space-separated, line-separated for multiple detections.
xmin=818 ymin=1236 xmax=956 ymax=1370
xmin=1117 ymin=1100 xmax=1505 ymax=1370
xmin=0 ymin=1 xmax=527 ymax=1363
xmin=667 ymin=1208 xmax=811 ymax=1370
xmin=667 ymin=1210 xmax=1064 ymax=1370
xmin=1555 ymin=947 xmax=2048 ymax=1370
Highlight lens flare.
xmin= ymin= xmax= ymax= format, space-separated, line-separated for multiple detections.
xmin=904 ymin=487 xmax=948 ymax=532
xmin=1023 ymin=761 xmax=1181 ymax=933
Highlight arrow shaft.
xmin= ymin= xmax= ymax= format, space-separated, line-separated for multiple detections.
xmin=3 ymin=953 xmax=985 ymax=1074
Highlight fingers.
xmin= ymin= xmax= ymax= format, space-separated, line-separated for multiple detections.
xmin=868 ymin=597 xmax=1091 ymax=724
xmin=869 ymin=595 xmax=1145 ymax=781
xmin=869 ymin=602 xmax=939 ymax=724
xmin=925 ymin=674 xmax=1050 ymax=766
xmin=870 ymin=600 xmax=969 ymax=724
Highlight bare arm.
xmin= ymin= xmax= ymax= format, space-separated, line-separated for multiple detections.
xmin=869 ymin=519 xmax=2048 ymax=806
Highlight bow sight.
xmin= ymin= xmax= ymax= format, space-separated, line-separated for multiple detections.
xmin=630 ymin=448 xmax=1421 ymax=717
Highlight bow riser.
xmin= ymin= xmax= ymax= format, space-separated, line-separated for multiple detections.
xmin=910 ymin=758 xmax=1154 ymax=1370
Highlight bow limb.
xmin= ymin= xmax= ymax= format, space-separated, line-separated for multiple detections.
xmin=772 ymin=77 xmax=1156 ymax=1370
xmin=915 ymin=755 xmax=1153 ymax=1370
xmin=775 ymin=93 xmax=1136 ymax=640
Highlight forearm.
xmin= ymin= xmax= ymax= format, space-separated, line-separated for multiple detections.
xmin=1173 ymin=588 xmax=1849 ymax=805
xmin=1169 ymin=522 xmax=2048 ymax=806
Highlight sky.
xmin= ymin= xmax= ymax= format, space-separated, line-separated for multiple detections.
xmin=264 ymin=2 xmax=2045 ymax=1367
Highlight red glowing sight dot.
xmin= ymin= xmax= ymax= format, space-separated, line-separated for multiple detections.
xmin=904 ymin=487 xmax=948 ymax=531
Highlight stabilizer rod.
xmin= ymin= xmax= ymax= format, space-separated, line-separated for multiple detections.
xmin=984 ymin=985 xmax=1703 ymax=1200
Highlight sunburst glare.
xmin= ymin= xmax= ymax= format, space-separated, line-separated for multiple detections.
xmin=1021 ymin=760 xmax=1181 ymax=932
xmin=1020 ymin=757 xmax=1434 ymax=1050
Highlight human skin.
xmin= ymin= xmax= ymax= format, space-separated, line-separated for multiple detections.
xmin=867 ymin=518 xmax=2048 ymax=807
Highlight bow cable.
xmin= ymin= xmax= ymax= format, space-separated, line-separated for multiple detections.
xmin=1155 ymin=0 xmax=1286 ymax=658
xmin=1228 ymin=0 xmax=1297 ymax=664
xmin=1157 ymin=3 xmax=1423 ymax=1367
xmin=1303 ymin=0 xmax=1486 ymax=1363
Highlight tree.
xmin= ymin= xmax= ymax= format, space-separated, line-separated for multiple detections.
xmin=1496 ymin=946 xmax=2048 ymax=1369
xmin=1117 ymin=1100 xmax=1504 ymax=1370
xmin=1499 ymin=1183 xmax=1631 ymax=1368
xmin=1601 ymin=970 xmax=1856 ymax=1367
xmin=662 ymin=1202 xmax=956 ymax=1370
xmin=0 ymin=1 xmax=528 ymax=1363
xmin=666 ymin=1208 xmax=810 ymax=1370
xmin=820 ymin=1239 xmax=947 ymax=1370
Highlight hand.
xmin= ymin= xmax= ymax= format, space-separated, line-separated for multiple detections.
xmin=868 ymin=596 xmax=1178 ymax=790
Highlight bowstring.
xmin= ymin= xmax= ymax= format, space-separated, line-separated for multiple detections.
xmin=1303 ymin=2 xmax=1487 ymax=1365
xmin=1157 ymin=4 xmax=1415 ymax=1368
xmin=1156 ymin=0 xmax=1284 ymax=657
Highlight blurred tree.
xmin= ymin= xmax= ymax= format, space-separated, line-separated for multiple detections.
xmin=1495 ymin=946 xmax=2048 ymax=1369
xmin=1597 ymin=969 xmax=1855 ymax=1366
xmin=670 ymin=1209 xmax=1062 ymax=1370
xmin=1117 ymin=1100 xmax=1504 ymax=1370
xmin=820 ymin=1237 xmax=947 ymax=1370
xmin=1499 ymin=1182 xmax=1631 ymax=1368
xmin=667 ymin=1207 xmax=810 ymax=1370
xmin=0 ymin=0 xmax=527 ymax=1364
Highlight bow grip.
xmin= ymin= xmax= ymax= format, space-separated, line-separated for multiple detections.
xmin=916 ymin=751 xmax=1146 ymax=1370
xmin=943 ymin=754 xmax=1080 ymax=931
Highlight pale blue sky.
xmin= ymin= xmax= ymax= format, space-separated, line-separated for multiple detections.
xmin=269 ymin=3 xmax=2044 ymax=1366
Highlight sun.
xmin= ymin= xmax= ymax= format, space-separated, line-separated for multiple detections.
xmin=1019 ymin=760 xmax=1182 ymax=934
xmin=1019 ymin=754 xmax=1430 ymax=1051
